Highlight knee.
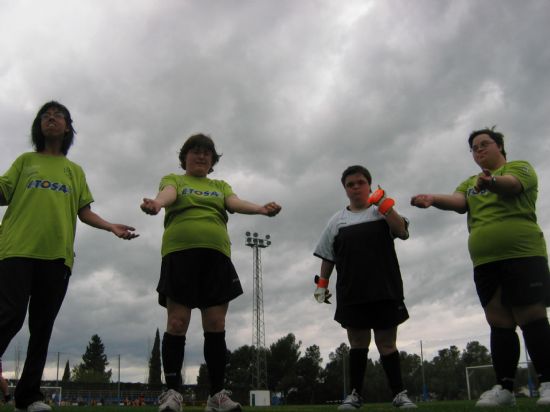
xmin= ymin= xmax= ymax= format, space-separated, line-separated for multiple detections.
xmin=485 ymin=310 xmax=516 ymax=329
xmin=375 ymin=340 xmax=397 ymax=355
xmin=203 ymin=317 xmax=225 ymax=333
xmin=166 ymin=316 xmax=188 ymax=335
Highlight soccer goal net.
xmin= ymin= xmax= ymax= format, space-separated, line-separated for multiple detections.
xmin=7 ymin=386 xmax=62 ymax=406
xmin=465 ymin=362 xmax=534 ymax=400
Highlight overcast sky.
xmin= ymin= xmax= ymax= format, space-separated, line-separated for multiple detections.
xmin=1 ymin=0 xmax=550 ymax=384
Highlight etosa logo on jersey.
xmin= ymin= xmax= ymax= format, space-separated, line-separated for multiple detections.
xmin=27 ymin=180 xmax=71 ymax=194
xmin=182 ymin=188 xmax=221 ymax=197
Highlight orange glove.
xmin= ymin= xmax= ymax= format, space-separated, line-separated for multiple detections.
xmin=368 ymin=186 xmax=395 ymax=215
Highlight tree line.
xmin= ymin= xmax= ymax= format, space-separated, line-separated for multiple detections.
xmin=61 ymin=331 xmax=536 ymax=405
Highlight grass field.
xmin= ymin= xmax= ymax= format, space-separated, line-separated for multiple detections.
xmin=1 ymin=398 xmax=545 ymax=412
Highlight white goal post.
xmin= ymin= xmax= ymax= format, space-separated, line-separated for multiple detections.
xmin=7 ymin=386 xmax=62 ymax=406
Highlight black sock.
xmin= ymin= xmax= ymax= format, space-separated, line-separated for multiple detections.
xmin=204 ymin=331 xmax=227 ymax=396
xmin=162 ymin=332 xmax=186 ymax=390
xmin=490 ymin=326 xmax=519 ymax=392
xmin=381 ymin=350 xmax=404 ymax=396
xmin=349 ymin=348 xmax=368 ymax=395
xmin=521 ymin=317 xmax=550 ymax=383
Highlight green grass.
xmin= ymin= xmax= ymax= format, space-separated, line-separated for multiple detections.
xmin=1 ymin=398 xmax=545 ymax=412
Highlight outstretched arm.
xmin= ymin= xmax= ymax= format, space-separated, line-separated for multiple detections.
xmin=78 ymin=205 xmax=139 ymax=239
xmin=410 ymin=192 xmax=467 ymax=213
xmin=225 ymin=194 xmax=281 ymax=217
xmin=140 ymin=186 xmax=177 ymax=215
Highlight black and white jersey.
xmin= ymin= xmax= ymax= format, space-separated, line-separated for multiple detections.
xmin=314 ymin=206 xmax=407 ymax=305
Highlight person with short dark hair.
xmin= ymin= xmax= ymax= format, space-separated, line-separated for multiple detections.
xmin=141 ymin=133 xmax=281 ymax=412
xmin=0 ymin=101 xmax=139 ymax=412
xmin=314 ymin=165 xmax=416 ymax=410
xmin=411 ymin=127 xmax=550 ymax=407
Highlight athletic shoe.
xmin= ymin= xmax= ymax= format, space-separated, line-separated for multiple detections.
xmin=338 ymin=389 xmax=362 ymax=410
xmin=392 ymin=390 xmax=417 ymax=409
xmin=205 ymin=389 xmax=241 ymax=412
xmin=17 ymin=401 xmax=52 ymax=412
xmin=158 ymin=389 xmax=183 ymax=412
xmin=537 ymin=381 xmax=550 ymax=406
xmin=475 ymin=385 xmax=516 ymax=407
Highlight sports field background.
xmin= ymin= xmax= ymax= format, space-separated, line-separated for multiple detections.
xmin=0 ymin=399 xmax=545 ymax=412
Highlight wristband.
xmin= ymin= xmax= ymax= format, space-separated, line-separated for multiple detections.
xmin=316 ymin=277 xmax=329 ymax=288
xmin=368 ymin=187 xmax=385 ymax=205
xmin=491 ymin=176 xmax=497 ymax=186
xmin=378 ymin=197 xmax=395 ymax=215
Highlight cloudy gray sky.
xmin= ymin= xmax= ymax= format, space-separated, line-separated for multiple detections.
xmin=1 ymin=0 xmax=550 ymax=384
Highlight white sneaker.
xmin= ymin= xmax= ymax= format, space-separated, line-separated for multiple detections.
xmin=475 ymin=385 xmax=516 ymax=407
xmin=17 ymin=401 xmax=52 ymax=412
xmin=338 ymin=389 xmax=362 ymax=410
xmin=205 ymin=389 xmax=241 ymax=412
xmin=537 ymin=381 xmax=550 ymax=406
xmin=392 ymin=390 xmax=417 ymax=409
xmin=158 ymin=389 xmax=183 ymax=412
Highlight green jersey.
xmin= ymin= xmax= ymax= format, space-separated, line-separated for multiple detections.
xmin=0 ymin=152 xmax=94 ymax=269
xmin=455 ymin=160 xmax=547 ymax=267
xmin=160 ymin=174 xmax=234 ymax=258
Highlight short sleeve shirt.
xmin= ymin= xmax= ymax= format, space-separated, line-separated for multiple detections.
xmin=0 ymin=152 xmax=94 ymax=269
xmin=160 ymin=174 xmax=234 ymax=257
xmin=314 ymin=206 xmax=406 ymax=305
xmin=455 ymin=160 xmax=547 ymax=267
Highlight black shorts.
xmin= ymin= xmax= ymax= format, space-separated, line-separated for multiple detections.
xmin=474 ymin=256 xmax=550 ymax=308
xmin=157 ymin=248 xmax=243 ymax=309
xmin=335 ymin=300 xmax=409 ymax=330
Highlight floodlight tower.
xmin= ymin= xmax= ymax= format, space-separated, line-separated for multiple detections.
xmin=245 ymin=231 xmax=271 ymax=390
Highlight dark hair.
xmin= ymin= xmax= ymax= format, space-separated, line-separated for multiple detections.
xmin=31 ymin=101 xmax=76 ymax=155
xmin=178 ymin=133 xmax=221 ymax=173
xmin=341 ymin=165 xmax=372 ymax=186
xmin=468 ymin=126 xmax=506 ymax=159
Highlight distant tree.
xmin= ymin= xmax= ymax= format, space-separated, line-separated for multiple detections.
xmin=61 ymin=360 xmax=71 ymax=382
xmin=427 ymin=345 xmax=464 ymax=400
xmin=196 ymin=363 xmax=210 ymax=400
xmin=399 ymin=351 xmax=423 ymax=398
xmin=294 ymin=344 xmax=323 ymax=404
xmin=363 ymin=358 xmax=388 ymax=402
xmin=461 ymin=341 xmax=491 ymax=366
xmin=321 ymin=342 xmax=350 ymax=402
xmin=267 ymin=333 xmax=301 ymax=397
xmin=148 ymin=328 xmax=162 ymax=385
xmin=72 ymin=334 xmax=112 ymax=383
xmin=225 ymin=345 xmax=256 ymax=404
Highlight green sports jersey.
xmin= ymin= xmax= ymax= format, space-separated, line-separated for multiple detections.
xmin=455 ymin=160 xmax=547 ymax=267
xmin=0 ymin=152 xmax=94 ymax=269
xmin=160 ymin=174 xmax=234 ymax=257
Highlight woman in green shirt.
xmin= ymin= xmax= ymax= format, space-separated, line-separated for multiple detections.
xmin=141 ymin=133 xmax=281 ymax=412
xmin=411 ymin=127 xmax=550 ymax=407
xmin=0 ymin=101 xmax=138 ymax=412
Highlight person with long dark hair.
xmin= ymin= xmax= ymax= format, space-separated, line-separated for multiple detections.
xmin=0 ymin=101 xmax=138 ymax=412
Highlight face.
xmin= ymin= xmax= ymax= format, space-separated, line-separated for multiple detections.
xmin=185 ymin=147 xmax=213 ymax=177
xmin=344 ymin=172 xmax=371 ymax=206
xmin=40 ymin=107 xmax=69 ymax=139
xmin=471 ymin=133 xmax=502 ymax=167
